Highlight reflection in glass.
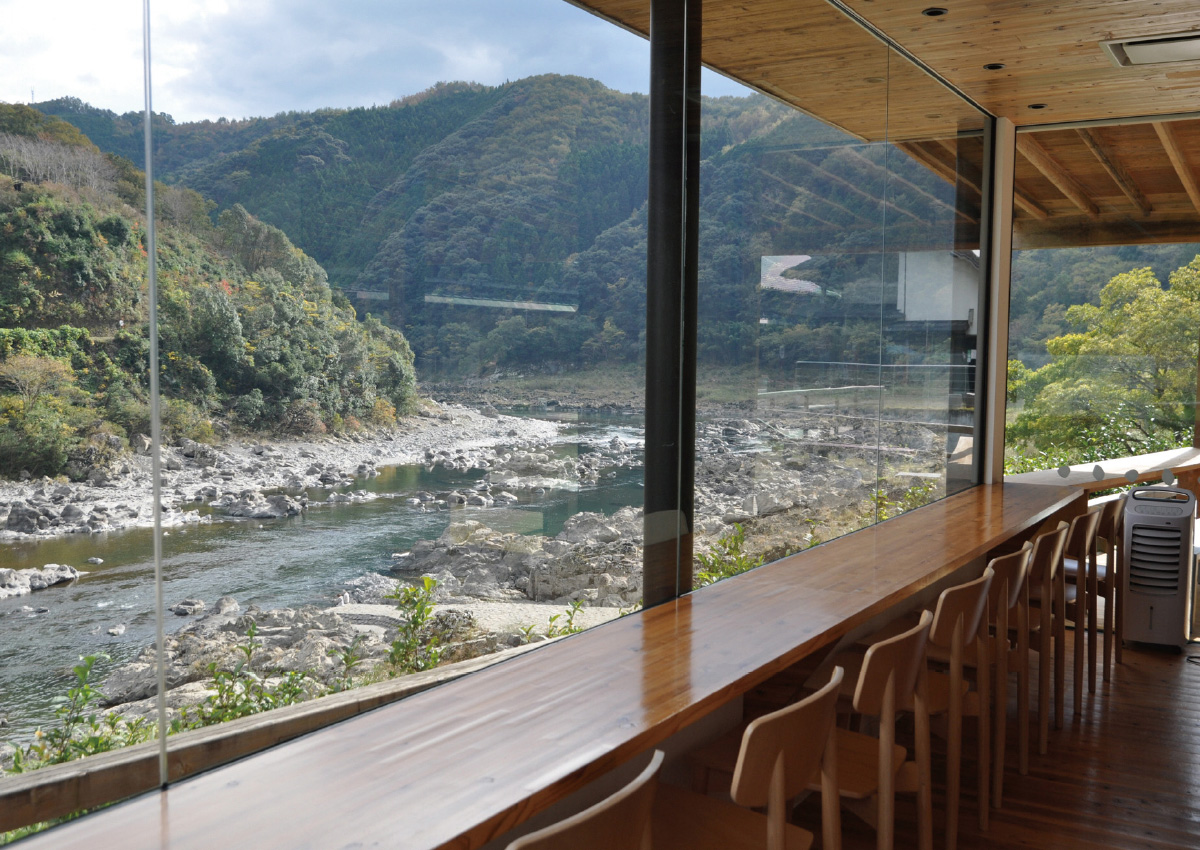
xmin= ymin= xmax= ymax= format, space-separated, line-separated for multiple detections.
xmin=695 ymin=22 xmax=986 ymax=576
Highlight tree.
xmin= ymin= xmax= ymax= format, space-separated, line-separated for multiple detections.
xmin=1008 ymin=259 xmax=1200 ymax=457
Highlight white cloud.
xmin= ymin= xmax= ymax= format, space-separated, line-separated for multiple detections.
xmin=0 ymin=0 xmax=749 ymax=122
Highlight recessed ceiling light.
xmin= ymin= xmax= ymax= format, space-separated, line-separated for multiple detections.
xmin=983 ymin=63 xmax=1006 ymax=71
xmin=1028 ymin=103 xmax=1048 ymax=110
xmin=922 ymin=7 xmax=948 ymax=16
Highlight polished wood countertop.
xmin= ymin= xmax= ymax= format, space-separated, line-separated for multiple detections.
xmin=21 ymin=482 xmax=1080 ymax=850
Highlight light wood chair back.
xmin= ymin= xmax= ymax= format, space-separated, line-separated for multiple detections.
xmin=657 ymin=667 xmax=845 ymax=850
xmin=929 ymin=567 xmax=994 ymax=651
xmin=853 ymin=609 xmax=933 ymax=717
xmin=731 ymin=665 xmax=844 ymax=808
xmin=989 ymin=543 xmax=1032 ymax=617
xmin=507 ymin=750 xmax=664 ymax=850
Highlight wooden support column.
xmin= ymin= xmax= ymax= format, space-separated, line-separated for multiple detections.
xmin=643 ymin=0 xmax=700 ymax=606
xmin=983 ymin=118 xmax=1016 ymax=485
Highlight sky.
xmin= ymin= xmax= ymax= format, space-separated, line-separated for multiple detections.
xmin=0 ymin=0 xmax=750 ymax=123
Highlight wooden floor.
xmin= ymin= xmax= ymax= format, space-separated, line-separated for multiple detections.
xmin=786 ymin=637 xmax=1200 ymax=850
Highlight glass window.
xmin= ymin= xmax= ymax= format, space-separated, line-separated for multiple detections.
xmin=695 ymin=3 xmax=987 ymax=582
xmin=1004 ymin=121 xmax=1200 ymax=474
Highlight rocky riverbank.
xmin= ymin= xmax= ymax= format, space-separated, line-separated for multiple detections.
xmin=3 ymin=399 xmax=948 ymax=738
xmin=0 ymin=402 xmax=561 ymax=541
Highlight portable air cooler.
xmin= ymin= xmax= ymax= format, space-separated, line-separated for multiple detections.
xmin=1122 ymin=485 xmax=1196 ymax=647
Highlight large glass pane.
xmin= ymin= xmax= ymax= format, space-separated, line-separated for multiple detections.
xmin=1005 ymin=120 xmax=1200 ymax=474
xmin=1 ymin=2 xmax=160 ymax=835
xmin=134 ymin=1 xmax=651 ymax=723
xmin=694 ymin=1 xmax=987 ymax=582
xmin=879 ymin=58 xmax=987 ymax=504
xmin=3 ymin=0 xmax=656 ymax=833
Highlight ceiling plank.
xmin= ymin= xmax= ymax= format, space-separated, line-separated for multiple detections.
xmin=1152 ymin=121 xmax=1200 ymax=215
xmin=1016 ymin=135 xmax=1101 ymax=219
xmin=1076 ymin=128 xmax=1152 ymax=216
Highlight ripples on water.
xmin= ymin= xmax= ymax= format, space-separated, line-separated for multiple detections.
xmin=0 ymin=416 xmax=645 ymax=740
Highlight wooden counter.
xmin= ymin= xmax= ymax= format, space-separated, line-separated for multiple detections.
xmin=18 ymin=482 xmax=1080 ymax=850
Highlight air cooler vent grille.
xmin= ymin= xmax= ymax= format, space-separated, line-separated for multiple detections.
xmin=1128 ymin=524 xmax=1182 ymax=595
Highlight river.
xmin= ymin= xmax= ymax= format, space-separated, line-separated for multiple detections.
xmin=0 ymin=413 xmax=644 ymax=742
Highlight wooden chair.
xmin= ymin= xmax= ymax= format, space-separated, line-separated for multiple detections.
xmin=981 ymin=543 xmax=1032 ymax=808
xmin=506 ymin=749 xmax=664 ymax=850
xmin=1060 ymin=506 xmax=1103 ymax=714
xmin=1064 ymin=496 xmax=1125 ymax=681
xmin=852 ymin=570 xmax=995 ymax=848
xmin=655 ymin=667 xmax=844 ymax=850
xmin=922 ymin=567 xmax=994 ymax=850
xmin=1024 ymin=522 xmax=1068 ymax=754
xmin=826 ymin=610 xmax=934 ymax=850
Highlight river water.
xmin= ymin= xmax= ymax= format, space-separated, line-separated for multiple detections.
xmin=0 ymin=414 xmax=644 ymax=742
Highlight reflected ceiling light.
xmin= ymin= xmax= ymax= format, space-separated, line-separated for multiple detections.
xmin=921 ymin=7 xmax=948 ymax=16
xmin=925 ymin=113 xmax=943 ymax=119
xmin=864 ymin=76 xmax=885 ymax=83
xmin=1102 ymin=32 xmax=1200 ymax=67
xmin=983 ymin=63 xmax=1006 ymax=70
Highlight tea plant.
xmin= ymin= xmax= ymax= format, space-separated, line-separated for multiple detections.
xmin=385 ymin=576 xmax=443 ymax=673
xmin=6 ymin=655 xmax=156 ymax=774
xmin=328 ymin=634 xmax=367 ymax=690
xmin=695 ymin=523 xmax=764 ymax=588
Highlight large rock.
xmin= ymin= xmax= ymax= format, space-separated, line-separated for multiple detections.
xmin=5 ymin=502 xmax=41 ymax=534
xmin=0 ymin=564 xmax=81 ymax=599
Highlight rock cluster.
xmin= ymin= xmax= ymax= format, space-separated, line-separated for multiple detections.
xmin=0 ymin=564 xmax=80 ymax=600
xmin=392 ymin=508 xmax=643 ymax=608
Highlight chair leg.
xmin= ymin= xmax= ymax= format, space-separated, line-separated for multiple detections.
xmin=1088 ymin=559 xmax=1098 ymax=695
xmin=915 ymin=689 xmax=933 ymax=850
xmin=993 ymin=637 xmax=1008 ymax=809
xmin=1038 ymin=629 xmax=1051 ymax=755
xmin=1054 ymin=592 xmax=1066 ymax=730
xmin=976 ymin=639 xmax=990 ymax=831
xmin=1108 ymin=564 xmax=1118 ymax=662
xmin=946 ymin=679 xmax=961 ymax=850
xmin=1016 ymin=603 xmax=1030 ymax=776
xmin=1103 ymin=578 xmax=1114 ymax=682
xmin=1073 ymin=601 xmax=1085 ymax=718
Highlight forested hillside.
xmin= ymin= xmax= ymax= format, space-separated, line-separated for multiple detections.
xmin=33 ymin=75 xmax=1200 ymax=384
xmin=0 ymin=105 xmax=416 ymax=478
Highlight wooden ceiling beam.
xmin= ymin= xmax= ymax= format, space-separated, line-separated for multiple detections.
xmin=931 ymin=139 xmax=1049 ymax=221
xmin=1153 ymin=121 xmax=1200 ymax=216
xmin=1076 ymin=128 xmax=1152 ymax=216
xmin=1016 ymin=135 xmax=1101 ymax=220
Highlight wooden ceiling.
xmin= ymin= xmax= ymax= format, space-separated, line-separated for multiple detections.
xmin=571 ymin=0 xmax=1200 ymax=247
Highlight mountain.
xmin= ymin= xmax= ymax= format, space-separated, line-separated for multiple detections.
xmin=0 ymin=116 xmax=416 ymax=478
xmin=32 ymin=75 xmax=1199 ymax=379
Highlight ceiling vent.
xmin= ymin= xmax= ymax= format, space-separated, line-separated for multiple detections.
xmin=1102 ymin=32 xmax=1200 ymax=67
